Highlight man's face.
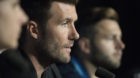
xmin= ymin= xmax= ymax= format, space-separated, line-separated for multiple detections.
xmin=0 ymin=0 xmax=28 ymax=49
xmin=39 ymin=1 xmax=79 ymax=63
xmin=90 ymin=19 xmax=125 ymax=69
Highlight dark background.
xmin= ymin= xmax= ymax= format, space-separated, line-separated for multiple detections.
xmin=76 ymin=0 xmax=140 ymax=78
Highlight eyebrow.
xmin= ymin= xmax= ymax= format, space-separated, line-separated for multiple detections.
xmin=64 ymin=17 xmax=77 ymax=22
xmin=64 ymin=18 xmax=72 ymax=22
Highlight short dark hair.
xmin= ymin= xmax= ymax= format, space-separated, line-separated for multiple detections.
xmin=21 ymin=0 xmax=78 ymax=31
xmin=77 ymin=7 xmax=119 ymax=39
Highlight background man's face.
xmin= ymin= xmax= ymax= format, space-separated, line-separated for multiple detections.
xmin=90 ymin=19 xmax=125 ymax=69
xmin=40 ymin=1 xmax=79 ymax=63
xmin=0 ymin=0 xmax=28 ymax=49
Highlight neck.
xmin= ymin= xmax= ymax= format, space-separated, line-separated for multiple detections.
xmin=83 ymin=59 xmax=99 ymax=78
xmin=24 ymin=43 xmax=50 ymax=78
xmin=28 ymin=53 xmax=44 ymax=78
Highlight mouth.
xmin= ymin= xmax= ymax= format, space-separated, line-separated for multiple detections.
xmin=114 ymin=51 xmax=122 ymax=60
xmin=65 ymin=47 xmax=71 ymax=53
xmin=64 ymin=44 xmax=73 ymax=53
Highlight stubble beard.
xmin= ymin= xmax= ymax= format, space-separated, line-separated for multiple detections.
xmin=38 ymin=40 xmax=71 ymax=65
xmin=90 ymin=45 xmax=121 ymax=70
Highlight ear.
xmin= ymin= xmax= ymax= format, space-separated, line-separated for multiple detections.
xmin=78 ymin=37 xmax=91 ymax=54
xmin=27 ymin=21 xmax=39 ymax=39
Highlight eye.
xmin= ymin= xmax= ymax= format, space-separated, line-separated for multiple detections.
xmin=61 ymin=20 xmax=69 ymax=27
xmin=105 ymin=35 xmax=115 ymax=40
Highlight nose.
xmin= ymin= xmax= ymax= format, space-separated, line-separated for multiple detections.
xmin=68 ymin=24 xmax=80 ymax=40
xmin=115 ymin=39 xmax=125 ymax=50
xmin=18 ymin=7 xmax=28 ymax=25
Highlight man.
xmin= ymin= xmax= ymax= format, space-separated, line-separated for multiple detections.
xmin=0 ymin=0 xmax=79 ymax=78
xmin=58 ymin=7 xmax=125 ymax=78
xmin=0 ymin=0 xmax=28 ymax=50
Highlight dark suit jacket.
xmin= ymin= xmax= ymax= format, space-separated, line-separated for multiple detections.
xmin=0 ymin=49 xmax=62 ymax=78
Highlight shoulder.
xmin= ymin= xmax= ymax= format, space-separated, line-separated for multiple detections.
xmin=0 ymin=49 xmax=32 ymax=78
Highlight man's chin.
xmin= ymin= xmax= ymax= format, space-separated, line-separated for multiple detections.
xmin=106 ymin=62 xmax=121 ymax=69
xmin=98 ymin=60 xmax=121 ymax=70
xmin=56 ymin=56 xmax=71 ymax=64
